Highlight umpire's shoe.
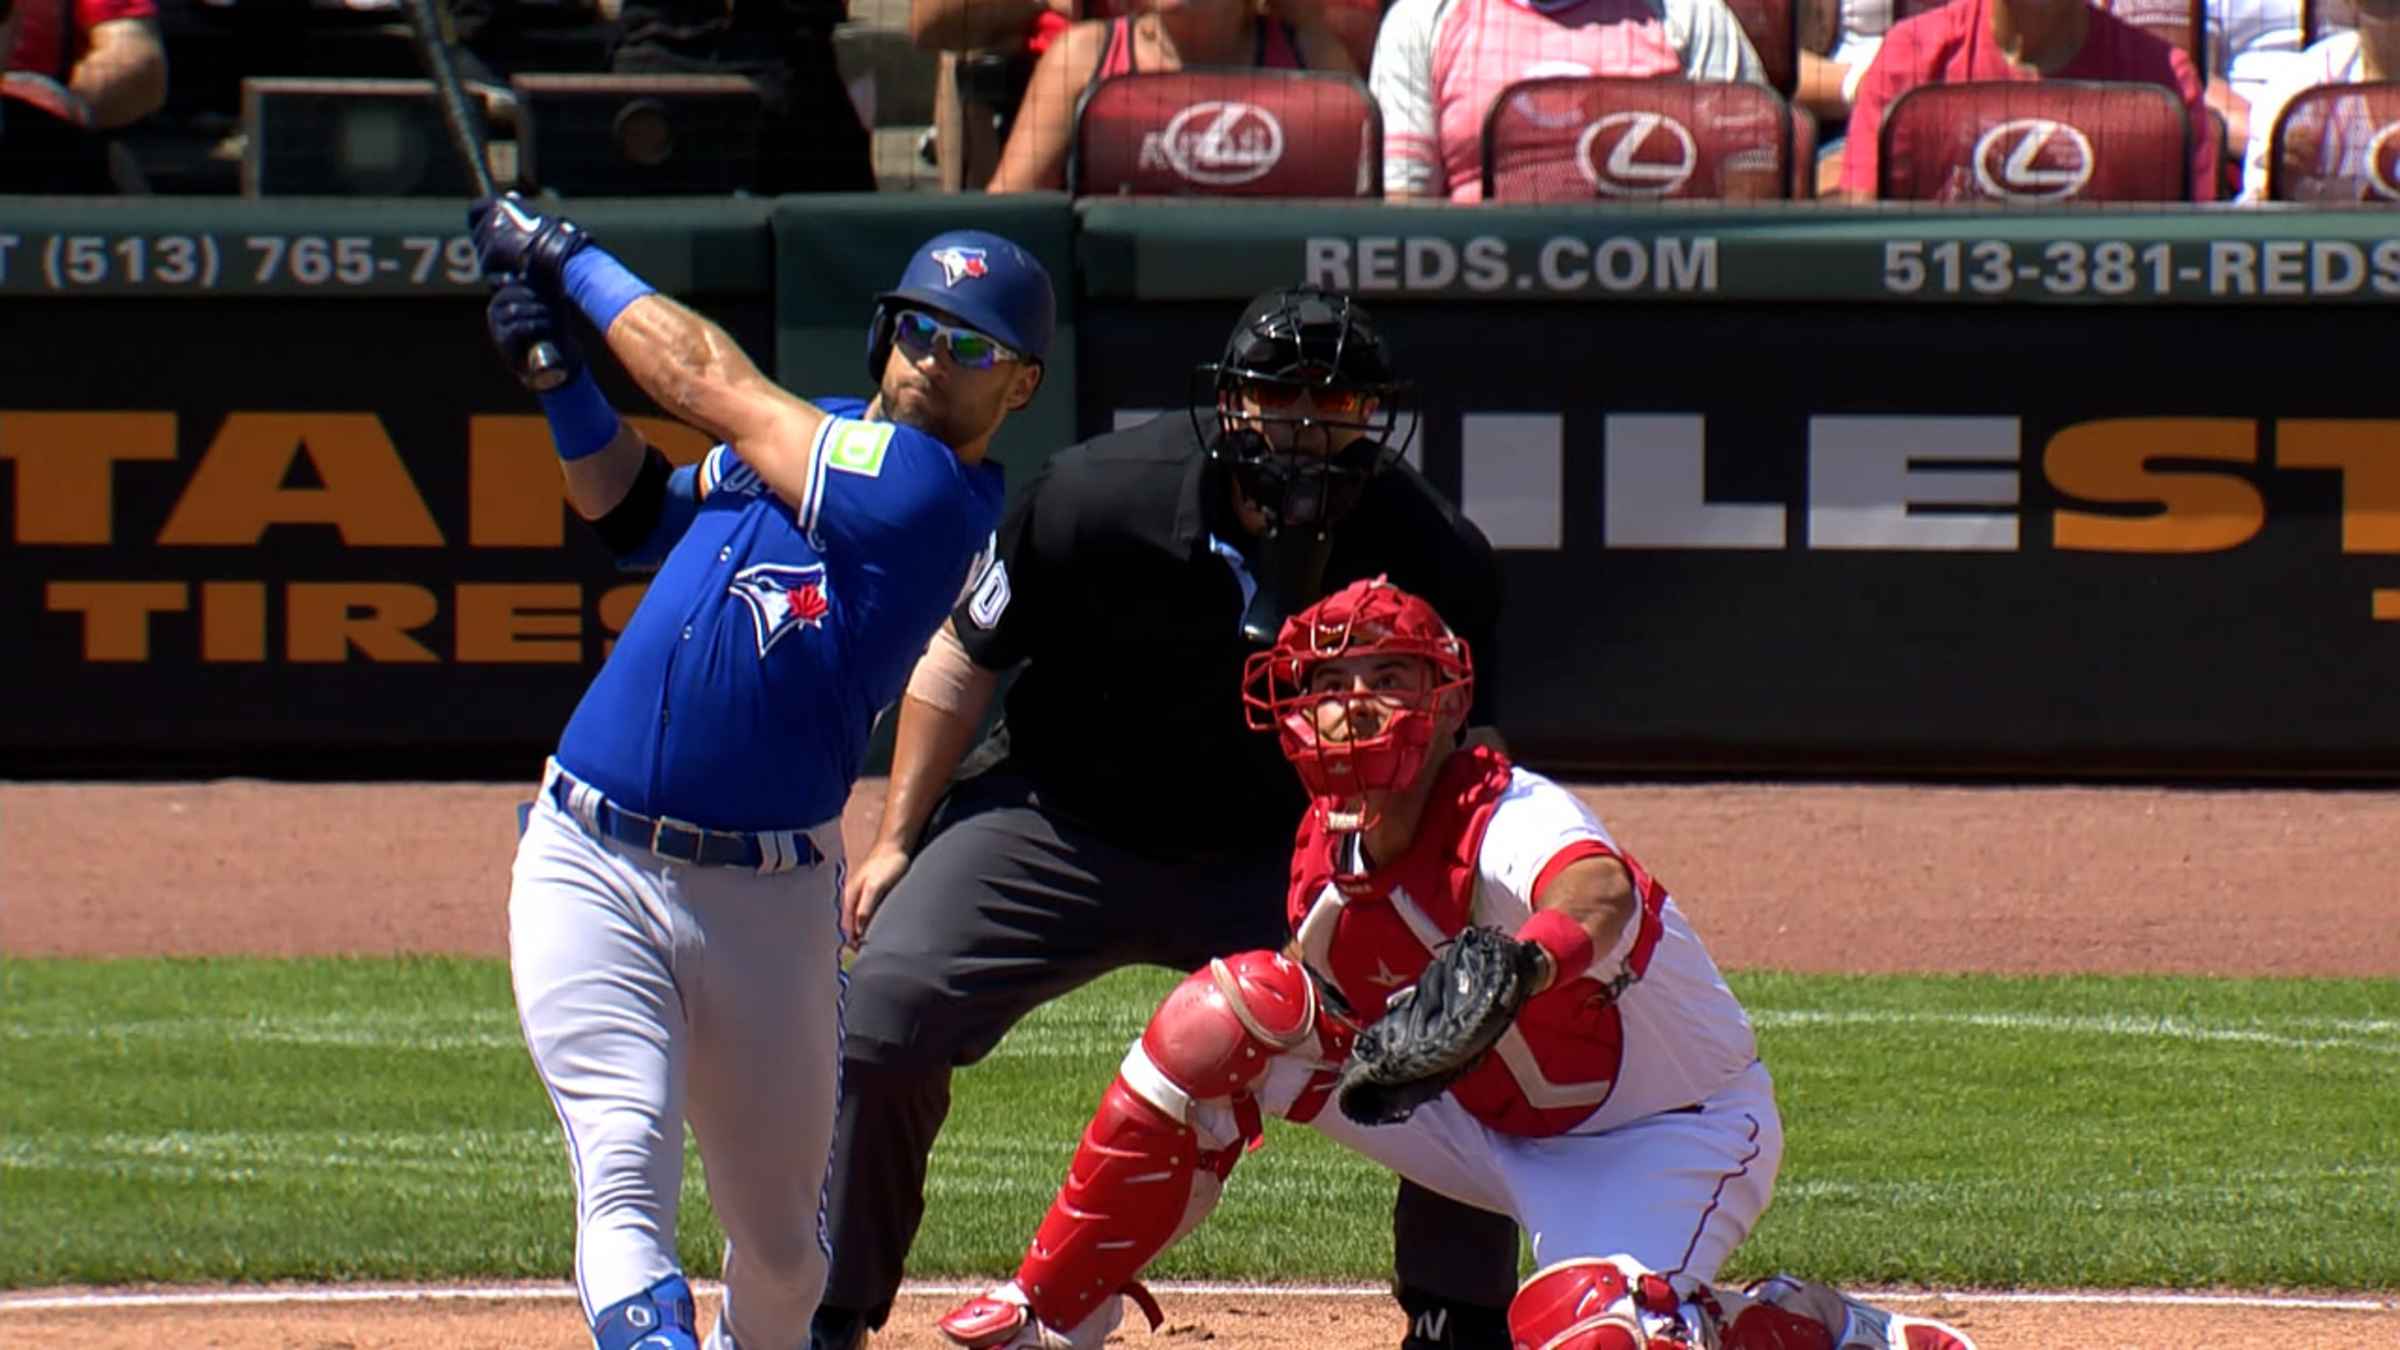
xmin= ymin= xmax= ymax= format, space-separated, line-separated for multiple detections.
xmin=1397 ymin=1289 xmax=1513 ymax=1350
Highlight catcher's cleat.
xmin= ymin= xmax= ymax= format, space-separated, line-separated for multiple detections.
xmin=1745 ymin=1276 xmax=1978 ymax=1350
xmin=937 ymin=1280 xmax=1159 ymax=1350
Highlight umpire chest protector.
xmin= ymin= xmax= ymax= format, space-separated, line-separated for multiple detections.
xmin=1287 ymin=747 xmax=1633 ymax=1137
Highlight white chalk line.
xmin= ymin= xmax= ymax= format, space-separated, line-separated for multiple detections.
xmin=0 ymin=1282 xmax=2391 ymax=1315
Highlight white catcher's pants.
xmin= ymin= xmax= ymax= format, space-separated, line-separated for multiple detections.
xmin=510 ymin=781 xmax=847 ymax=1348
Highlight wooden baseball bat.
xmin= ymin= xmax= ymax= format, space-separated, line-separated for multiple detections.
xmin=399 ymin=0 xmax=568 ymax=392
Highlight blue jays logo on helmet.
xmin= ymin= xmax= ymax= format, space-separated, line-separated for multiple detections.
xmin=929 ymin=245 xmax=989 ymax=286
xmin=729 ymin=562 xmax=832 ymax=658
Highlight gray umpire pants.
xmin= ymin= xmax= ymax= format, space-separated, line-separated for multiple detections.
xmin=822 ymin=769 xmax=1522 ymax=1329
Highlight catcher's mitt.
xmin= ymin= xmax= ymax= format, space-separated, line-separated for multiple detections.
xmin=1335 ymin=925 xmax=1547 ymax=1125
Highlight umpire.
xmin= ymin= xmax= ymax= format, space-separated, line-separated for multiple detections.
xmin=813 ymin=288 xmax=1518 ymax=1350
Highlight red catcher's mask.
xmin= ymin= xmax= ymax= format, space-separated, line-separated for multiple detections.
xmin=1241 ymin=577 xmax=1474 ymax=834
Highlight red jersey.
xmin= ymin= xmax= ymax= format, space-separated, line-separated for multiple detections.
xmin=5 ymin=0 xmax=155 ymax=80
xmin=1840 ymin=0 xmax=2219 ymax=200
xmin=1287 ymin=747 xmax=1759 ymax=1137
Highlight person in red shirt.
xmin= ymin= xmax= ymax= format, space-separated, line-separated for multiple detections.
xmin=3 ymin=0 xmax=165 ymax=130
xmin=1838 ymin=0 xmax=2219 ymax=200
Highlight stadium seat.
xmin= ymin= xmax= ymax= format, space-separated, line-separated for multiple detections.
xmin=2266 ymin=79 xmax=2400 ymax=202
xmin=241 ymin=77 xmax=483 ymax=196
xmin=1069 ymin=69 xmax=1381 ymax=197
xmin=1722 ymin=0 xmax=1801 ymax=99
xmin=1481 ymin=75 xmax=1794 ymax=201
xmin=1890 ymin=0 xmax=2203 ymax=68
xmin=512 ymin=74 xmax=766 ymax=196
xmin=1876 ymin=78 xmax=2191 ymax=201
xmin=1 ymin=75 xmax=119 ymax=194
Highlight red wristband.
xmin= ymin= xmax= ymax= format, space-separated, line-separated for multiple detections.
xmin=1515 ymin=908 xmax=1595 ymax=987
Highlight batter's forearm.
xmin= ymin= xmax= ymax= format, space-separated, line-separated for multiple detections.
xmin=602 ymin=294 xmax=775 ymax=450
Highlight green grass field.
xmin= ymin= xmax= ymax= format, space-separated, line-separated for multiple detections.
xmin=4 ymin=958 xmax=2395 ymax=1291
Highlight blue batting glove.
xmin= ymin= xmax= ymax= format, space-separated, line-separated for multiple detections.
xmin=469 ymin=192 xmax=594 ymax=293
xmin=486 ymin=282 xmax=585 ymax=385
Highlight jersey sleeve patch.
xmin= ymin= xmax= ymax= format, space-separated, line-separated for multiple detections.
xmin=822 ymin=419 xmax=896 ymax=477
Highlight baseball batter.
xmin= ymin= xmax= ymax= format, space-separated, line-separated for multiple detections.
xmin=471 ymin=196 xmax=1054 ymax=1350
xmin=934 ymin=579 xmax=1977 ymax=1350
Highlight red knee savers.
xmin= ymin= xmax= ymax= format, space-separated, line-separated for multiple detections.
xmin=1509 ymin=1258 xmax=1646 ymax=1350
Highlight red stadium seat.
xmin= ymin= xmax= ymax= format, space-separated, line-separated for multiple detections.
xmin=1069 ymin=68 xmax=1382 ymax=197
xmin=1722 ymin=0 xmax=1802 ymax=98
xmin=1482 ymin=76 xmax=1795 ymax=201
xmin=1889 ymin=0 xmax=2203 ymax=68
xmin=1876 ymin=78 xmax=2191 ymax=202
xmin=2266 ymin=80 xmax=2400 ymax=202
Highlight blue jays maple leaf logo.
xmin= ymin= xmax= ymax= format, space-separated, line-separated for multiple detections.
xmin=930 ymin=246 xmax=989 ymax=286
xmin=729 ymin=562 xmax=832 ymax=657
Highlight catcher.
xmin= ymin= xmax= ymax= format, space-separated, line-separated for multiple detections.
xmin=936 ymin=578 xmax=1979 ymax=1350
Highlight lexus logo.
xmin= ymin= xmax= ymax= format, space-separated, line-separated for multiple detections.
xmin=1139 ymin=101 xmax=1285 ymax=185
xmin=1575 ymin=111 xmax=1699 ymax=198
xmin=1971 ymin=118 xmax=2096 ymax=200
xmin=2368 ymin=119 xmax=2400 ymax=201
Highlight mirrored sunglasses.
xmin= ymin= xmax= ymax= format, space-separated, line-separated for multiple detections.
xmin=894 ymin=310 xmax=1018 ymax=370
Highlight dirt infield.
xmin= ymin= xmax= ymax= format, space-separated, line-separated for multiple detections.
xmin=5 ymin=777 xmax=2398 ymax=1347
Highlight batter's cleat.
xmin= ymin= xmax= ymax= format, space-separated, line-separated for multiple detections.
xmin=937 ymin=1279 xmax=1160 ymax=1350
xmin=1746 ymin=1277 xmax=1978 ymax=1350
xmin=808 ymin=1304 xmax=873 ymax=1350
xmin=592 ymin=1274 xmax=702 ymax=1350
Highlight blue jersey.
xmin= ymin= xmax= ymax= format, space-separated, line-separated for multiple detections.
xmin=555 ymin=397 xmax=1004 ymax=832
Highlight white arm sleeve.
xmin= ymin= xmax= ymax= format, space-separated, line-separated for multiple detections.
xmin=1371 ymin=0 xmax=1446 ymax=195
xmin=1667 ymin=0 xmax=1770 ymax=85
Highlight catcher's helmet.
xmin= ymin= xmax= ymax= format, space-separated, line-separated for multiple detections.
xmin=867 ymin=230 xmax=1057 ymax=382
xmin=1194 ymin=287 xmax=1411 ymax=534
xmin=1241 ymin=577 xmax=1472 ymax=832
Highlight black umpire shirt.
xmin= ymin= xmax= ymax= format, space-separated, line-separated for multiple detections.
xmin=952 ymin=412 xmax=1502 ymax=857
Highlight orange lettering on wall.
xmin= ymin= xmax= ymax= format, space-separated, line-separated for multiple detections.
xmin=45 ymin=581 xmax=188 ymax=660
xmin=0 ymin=412 xmax=176 ymax=545
xmin=202 ymin=581 xmax=268 ymax=662
xmin=456 ymin=583 xmax=583 ymax=662
xmin=2046 ymin=419 xmax=2264 ymax=553
xmin=159 ymin=414 xmax=443 ymax=546
xmin=2276 ymin=421 xmax=2400 ymax=553
xmin=286 ymin=583 xmax=440 ymax=662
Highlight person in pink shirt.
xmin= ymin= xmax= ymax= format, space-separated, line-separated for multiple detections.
xmin=1373 ymin=0 xmax=1770 ymax=202
xmin=1838 ymin=0 xmax=2220 ymax=199
xmin=3 ymin=0 xmax=165 ymax=130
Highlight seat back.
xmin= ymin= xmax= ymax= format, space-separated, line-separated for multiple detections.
xmin=1070 ymin=68 xmax=1381 ymax=196
xmin=513 ymin=74 xmax=767 ymax=195
xmin=1723 ymin=0 xmax=1802 ymax=97
xmin=2267 ymin=79 xmax=2400 ymax=202
xmin=241 ymin=77 xmax=478 ymax=196
xmin=1876 ymin=78 xmax=2191 ymax=202
xmin=1482 ymin=75 xmax=1793 ymax=201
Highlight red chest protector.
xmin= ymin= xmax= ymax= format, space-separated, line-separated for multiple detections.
xmin=1286 ymin=747 xmax=1635 ymax=1136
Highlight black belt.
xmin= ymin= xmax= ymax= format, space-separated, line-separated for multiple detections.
xmin=547 ymin=771 xmax=823 ymax=871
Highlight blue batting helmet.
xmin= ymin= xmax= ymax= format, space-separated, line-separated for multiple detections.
xmin=867 ymin=230 xmax=1057 ymax=381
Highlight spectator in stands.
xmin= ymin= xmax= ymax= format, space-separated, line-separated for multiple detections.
xmin=612 ymin=0 xmax=874 ymax=190
xmin=1836 ymin=0 xmax=2220 ymax=199
xmin=3 ymin=0 xmax=166 ymax=129
xmin=1796 ymin=0 xmax=1892 ymax=193
xmin=981 ymin=0 xmax=1360 ymax=193
xmin=2238 ymin=0 xmax=2394 ymax=197
xmin=2205 ymin=0 xmax=2315 ymax=154
xmin=1373 ymin=0 xmax=1768 ymax=202
xmin=906 ymin=0 xmax=1106 ymax=191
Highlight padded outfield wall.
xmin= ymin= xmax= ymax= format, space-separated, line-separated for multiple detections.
xmin=4 ymin=195 xmax=2395 ymax=777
